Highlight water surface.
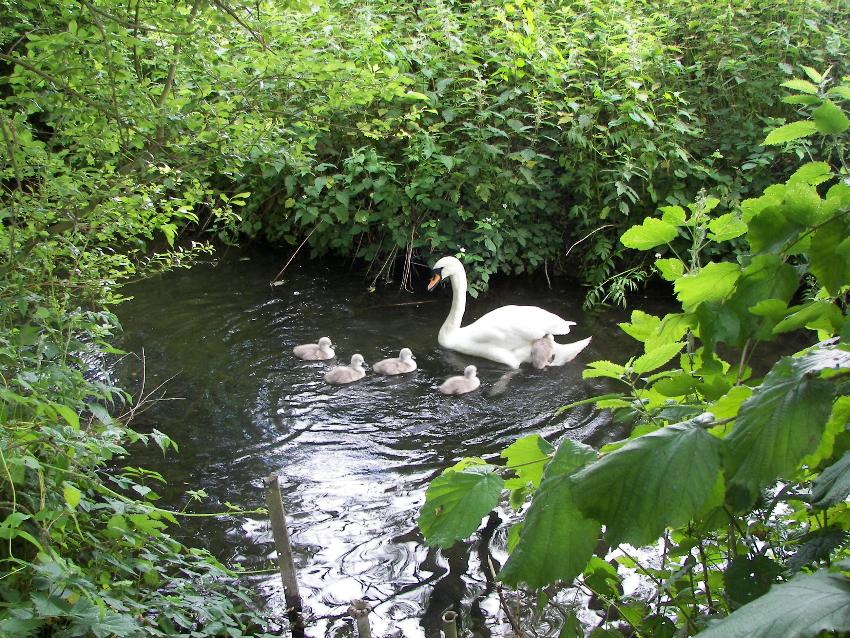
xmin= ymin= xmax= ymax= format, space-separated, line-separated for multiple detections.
xmin=117 ymin=249 xmax=640 ymax=636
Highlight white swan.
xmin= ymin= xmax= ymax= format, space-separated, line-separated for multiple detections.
xmin=373 ymin=348 xmax=417 ymax=375
xmin=531 ymin=334 xmax=556 ymax=369
xmin=293 ymin=337 xmax=335 ymax=361
xmin=428 ymin=256 xmax=591 ymax=369
xmin=324 ymin=354 xmax=366 ymax=384
xmin=439 ymin=365 xmax=480 ymax=395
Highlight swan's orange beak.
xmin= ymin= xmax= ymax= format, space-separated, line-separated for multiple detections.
xmin=427 ymin=272 xmax=442 ymax=291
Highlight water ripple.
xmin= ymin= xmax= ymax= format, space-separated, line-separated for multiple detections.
xmin=116 ymin=252 xmax=633 ymax=636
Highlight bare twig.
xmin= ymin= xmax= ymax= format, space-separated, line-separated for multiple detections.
xmin=157 ymin=0 xmax=205 ymax=107
xmin=487 ymin=556 xmax=525 ymax=637
xmin=270 ymin=225 xmax=318 ymax=284
xmin=564 ymin=224 xmax=614 ymax=259
xmin=212 ymin=0 xmax=273 ymax=52
xmin=0 ymin=116 xmax=22 ymax=192
xmin=78 ymin=0 xmax=193 ymax=34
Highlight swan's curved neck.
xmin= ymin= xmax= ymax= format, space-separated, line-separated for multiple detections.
xmin=440 ymin=269 xmax=467 ymax=343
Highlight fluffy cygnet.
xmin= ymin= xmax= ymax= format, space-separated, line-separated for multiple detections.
xmin=324 ymin=354 xmax=366 ymax=384
xmin=531 ymin=334 xmax=556 ymax=369
xmin=293 ymin=337 xmax=335 ymax=361
xmin=373 ymin=348 xmax=417 ymax=375
xmin=438 ymin=365 xmax=480 ymax=395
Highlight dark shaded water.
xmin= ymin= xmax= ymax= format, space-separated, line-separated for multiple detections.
xmin=116 ymin=249 xmax=643 ymax=637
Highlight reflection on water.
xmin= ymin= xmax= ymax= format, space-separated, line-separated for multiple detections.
xmin=116 ymin=249 xmax=638 ymax=636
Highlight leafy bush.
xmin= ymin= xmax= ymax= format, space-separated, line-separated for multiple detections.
xmin=225 ymin=0 xmax=849 ymax=297
xmin=0 ymin=2 xmax=276 ymax=634
xmin=419 ymin=74 xmax=850 ymax=636
xmin=6 ymin=0 xmax=844 ymax=297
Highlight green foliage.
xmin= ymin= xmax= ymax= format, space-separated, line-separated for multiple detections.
xmin=0 ymin=1 xmax=278 ymax=634
xmin=573 ymin=419 xmax=722 ymax=547
xmin=700 ymin=570 xmax=850 ymax=638
xmin=3 ymin=0 xmax=845 ymax=298
xmin=723 ymin=348 xmax=850 ymax=505
xmin=417 ymin=460 xmax=505 ymax=549
xmin=419 ymin=77 xmax=850 ymax=635
xmin=499 ymin=440 xmax=599 ymax=588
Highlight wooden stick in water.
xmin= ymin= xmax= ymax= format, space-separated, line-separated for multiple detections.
xmin=349 ymin=599 xmax=372 ymax=638
xmin=264 ymin=473 xmax=304 ymax=633
xmin=442 ymin=610 xmax=459 ymax=638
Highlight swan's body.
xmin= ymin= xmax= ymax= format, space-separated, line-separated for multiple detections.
xmin=531 ymin=334 xmax=556 ymax=369
xmin=439 ymin=365 xmax=480 ymax=395
xmin=373 ymin=348 xmax=417 ymax=375
xmin=428 ymin=256 xmax=591 ymax=369
xmin=294 ymin=337 xmax=335 ymax=361
xmin=324 ymin=354 xmax=366 ymax=384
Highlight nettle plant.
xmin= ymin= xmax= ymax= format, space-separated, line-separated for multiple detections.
xmin=419 ymin=75 xmax=850 ymax=636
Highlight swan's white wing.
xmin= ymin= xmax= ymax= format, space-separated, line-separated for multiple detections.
xmin=461 ymin=305 xmax=574 ymax=347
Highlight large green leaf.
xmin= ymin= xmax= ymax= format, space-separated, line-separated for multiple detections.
xmin=781 ymin=79 xmax=819 ymax=95
xmin=655 ymin=257 xmax=685 ymax=282
xmin=747 ymin=204 xmax=805 ymax=254
xmin=810 ymin=217 xmax=850 ymax=295
xmin=816 ymin=397 xmax=850 ymax=470
xmin=583 ymin=360 xmax=626 ymax=380
xmin=741 ymin=186 xmax=785 ymax=221
xmin=620 ymin=217 xmax=678 ymax=250
xmin=572 ymin=419 xmax=721 ymax=547
xmin=762 ymin=120 xmax=818 ymax=145
xmin=723 ymin=347 xmax=850 ymax=503
xmin=646 ymin=313 xmax=694 ymax=351
xmin=782 ymin=181 xmax=822 ymax=225
xmin=789 ymin=161 xmax=832 ymax=185
xmin=726 ymin=254 xmax=800 ymax=343
xmin=697 ymin=255 xmax=799 ymax=352
xmin=813 ymin=100 xmax=850 ymax=134
xmin=502 ymin=434 xmax=555 ymax=490
xmin=724 ymin=555 xmax=782 ymax=607
xmin=618 ymin=310 xmax=661 ymax=344
xmin=707 ymin=213 xmax=747 ymax=242
xmin=787 ymin=527 xmax=848 ymax=572
xmin=813 ymin=450 xmax=850 ymax=509
xmin=773 ymin=301 xmax=843 ymax=335
xmin=696 ymin=301 xmax=741 ymax=351
xmin=632 ymin=342 xmax=685 ymax=375
xmin=699 ymin=570 xmax=850 ymax=638
xmin=418 ymin=465 xmax=504 ymax=548
xmin=674 ymin=262 xmax=741 ymax=312
xmin=499 ymin=440 xmax=599 ymax=588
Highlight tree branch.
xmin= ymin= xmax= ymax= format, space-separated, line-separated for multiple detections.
xmin=157 ymin=0 xmax=205 ymax=107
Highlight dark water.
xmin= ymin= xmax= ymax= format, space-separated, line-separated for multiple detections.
xmin=115 ymin=249 xmax=644 ymax=637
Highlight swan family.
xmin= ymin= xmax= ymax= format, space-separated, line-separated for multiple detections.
xmin=292 ymin=255 xmax=591 ymax=393
xmin=427 ymin=256 xmax=591 ymax=369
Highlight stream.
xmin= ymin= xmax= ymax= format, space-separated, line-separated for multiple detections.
xmin=115 ymin=248 xmax=645 ymax=637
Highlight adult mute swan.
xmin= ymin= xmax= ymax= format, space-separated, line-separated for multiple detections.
xmin=439 ymin=365 xmax=480 ymax=395
xmin=324 ymin=354 xmax=366 ymax=384
xmin=373 ymin=348 xmax=417 ymax=375
xmin=293 ymin=337 xmax=335 ymax=360
xmin=428 ymin=256 xmax=591 ymax=369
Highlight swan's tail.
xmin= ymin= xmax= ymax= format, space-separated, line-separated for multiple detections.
xmin=550 ymin=337 xmax=592 ymax=366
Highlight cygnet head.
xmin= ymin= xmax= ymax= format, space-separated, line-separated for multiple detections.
xmin=464 ymin=365 xmax=477 ymax=378
xmin=427 ymin=256 xmax=464 ymax=291
xmin=399 ymin=347 xmax=414 ymax=361
xmin=318 ymin=337 xmax=332 ymax=348
xmin=350 ymin=353 xmax=365 ymax=367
